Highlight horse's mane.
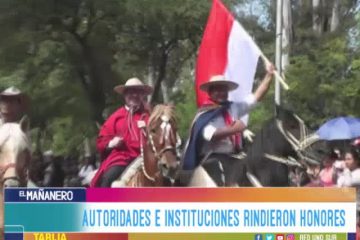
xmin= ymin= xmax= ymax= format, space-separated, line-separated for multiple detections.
xmin=0 ymin=123 xmax=30 ymax=151
xmin=148 ymin=104 xmax=177 ymax=128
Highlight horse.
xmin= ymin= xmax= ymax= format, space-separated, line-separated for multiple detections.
xmin=0 ymin=117 xmax=31 ymax=233
xmin=187 ymin=105 xmax=325 ymax=187
xmin=232 ymin=106 xmax=329 ymax=187
xmin=111 ymin=104 xmax=180 ymax=187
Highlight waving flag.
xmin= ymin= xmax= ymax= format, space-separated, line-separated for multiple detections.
xmin=195 ymin=0 xmax=261 ymax=122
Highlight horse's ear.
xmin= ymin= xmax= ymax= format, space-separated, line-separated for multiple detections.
xmin=19 ymin=115 xmax=30 ymax=132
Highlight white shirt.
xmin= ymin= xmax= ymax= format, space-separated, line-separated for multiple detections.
xmin=337 ymin=168 xmax=360 ymax=187
xmin=337 ymin=168 xmax=360 ymax=210
xmin=200 ymin=94 xmax=257 ymax=156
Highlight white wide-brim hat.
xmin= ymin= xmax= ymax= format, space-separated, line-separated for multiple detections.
xmin=0 ymin=86 xmax=29 ymax=105
xmin=1 ymin=87 xmax=24 ymax=97
xmin=199 ymin=75 xmax=238 ymax=92
xmin=114 ymin=78 xmax=153 ymax=95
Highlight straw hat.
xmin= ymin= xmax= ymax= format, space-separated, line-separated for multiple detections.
xmin=199 ymin=75 xmax=238 ymax=92
xmin=114 ymin=78 xmax=153 ymax=95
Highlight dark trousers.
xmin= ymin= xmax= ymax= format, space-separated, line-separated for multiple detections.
xmin=201 ymin=153 xmax=233 ymax=186
xmin=98 ymin=165 xmax=127 ymax=187
xmin=177 ymin=153 xmax=246 ymax=187
xmin=202 ymin=153 xmax=247 ymax=186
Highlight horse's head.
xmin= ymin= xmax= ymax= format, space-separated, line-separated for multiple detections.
xmin=0 ymin=117 xmax=31 ymax=188
xmin=273 ymin=105 xmax=331 ymax=186
xmin=146 ymin=104 xmax=180 ymax=182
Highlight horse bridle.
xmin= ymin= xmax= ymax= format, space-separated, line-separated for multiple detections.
xmin=265 ymin=116 xmax=319 ymax=169
xmin=0 ymin=139 xmax=26 ymax=186
xmin=0 ymin=163 xmax=21 ymax=184
xmin=140 ymin=115 xmax=180 ymax=183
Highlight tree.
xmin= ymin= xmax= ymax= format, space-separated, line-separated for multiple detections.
xmin=0 ymin=0 xmax=212 ymax=154
xmin=283 ymin=0 xmax=360 ymax=128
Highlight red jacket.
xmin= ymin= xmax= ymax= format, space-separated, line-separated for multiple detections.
xmin=91 ymin=106 xmax=149 ymax=187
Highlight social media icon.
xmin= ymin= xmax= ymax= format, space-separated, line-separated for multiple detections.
xmin=276 ymin=234 xmax=285 ymax=240
xmin=255 ymin=234 xmax=263 ymax=240
xmin=286 ymin=234 xmax=295 ymax=240
xmin=265 ymin=234 xmax=275 ymax=240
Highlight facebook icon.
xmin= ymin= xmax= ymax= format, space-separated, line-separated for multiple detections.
xmin=255 ymin=234 xmax=263 ymax=240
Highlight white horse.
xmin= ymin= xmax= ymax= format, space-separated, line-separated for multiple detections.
xmin=0 ymin=118 xmax=31 ymax=233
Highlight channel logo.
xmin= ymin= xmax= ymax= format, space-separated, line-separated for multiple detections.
xmin=255 ymin=234 xmax=263 ymax=240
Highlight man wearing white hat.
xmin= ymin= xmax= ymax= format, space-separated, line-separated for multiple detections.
xmin=0 ymin=86 xmax=28 ymax=126
xmin=181 ymin=63 xmax=275 ymax=186
xmin=91 ymin=77 xmax=153 ymax=187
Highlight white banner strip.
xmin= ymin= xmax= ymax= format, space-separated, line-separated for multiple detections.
xmin=80 ymin=202 xmax=356 ymax=233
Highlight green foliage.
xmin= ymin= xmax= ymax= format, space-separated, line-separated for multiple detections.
xmin=0 ymin=0 xmax=359 ymax=156
xmin=173 ymin=77 xmax=197 ymax=139
xmin=285 ymin=36 xmax=360 ymax=128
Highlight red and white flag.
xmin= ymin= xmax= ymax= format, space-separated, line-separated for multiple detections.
xmin=195 ymin=0 xmax=261 ymax=122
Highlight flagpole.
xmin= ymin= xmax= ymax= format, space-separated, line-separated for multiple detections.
xmin=259 ymin=55 xmax=288 ymax=90
xmin=275 ymin=0 xmax=284 ymax=105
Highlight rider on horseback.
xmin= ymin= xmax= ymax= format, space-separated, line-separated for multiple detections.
xmin=181 ymin=63 xmax=275 ymax=186
xmin=0 ymin=87 xmax=28 ymax=126
xmin=91 ymin=78 xmax=153 ymax=187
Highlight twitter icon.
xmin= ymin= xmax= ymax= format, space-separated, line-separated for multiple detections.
xmin=265 ymin=234 xmax=275 ymax=240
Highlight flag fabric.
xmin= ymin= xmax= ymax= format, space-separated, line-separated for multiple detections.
xmin=195 ymin=0 xmax=261 ymax=123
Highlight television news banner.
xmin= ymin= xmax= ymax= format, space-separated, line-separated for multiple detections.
xmin=4 ymin=187 xmax=357 ymax=240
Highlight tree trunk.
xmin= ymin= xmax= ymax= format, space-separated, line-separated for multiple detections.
xmin=80 ymin=41 xmax=106 ymax=124
xmin=298 ymin=0 xmax=303 ymax=8
xmin=161 ymin=81 xmax=170 ymax=103
xmin=150 ymin=50 xmax=168 ymax=104
xmin=147 ymin=57 xmax=155 ymax=103
xmin=84 ymin=137 xmax=91 ymax=157
xmin=312 ymin=0 xmax=322 ymax=35
xmin=281 ymin=0 xmax=292 ymax=71
xmin=330 ymin=0 xmax=340 ymax=32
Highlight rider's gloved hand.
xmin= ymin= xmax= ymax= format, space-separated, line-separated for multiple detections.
xmin=243 ymin=129 xmax=255 ymax=142
xmin=137 ymin=120 xmax=146 ymax=129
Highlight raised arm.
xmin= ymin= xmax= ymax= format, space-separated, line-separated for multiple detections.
xmin=253 ymin=63 xmax=275 ymax=102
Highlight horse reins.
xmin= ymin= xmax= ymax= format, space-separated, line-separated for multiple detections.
xmin=273 ymin=118 xmax=318 ymax=166
xmin=0 ymin=163 xmax=21 ymax=183
xmin=139 ymin=122 xmax=156 ymax=182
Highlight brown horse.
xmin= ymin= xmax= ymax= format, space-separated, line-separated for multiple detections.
xmin=0 ymin=117 xmax=31 ymax=233
xmin=112 ymin=104 xmax=180 ymax=187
